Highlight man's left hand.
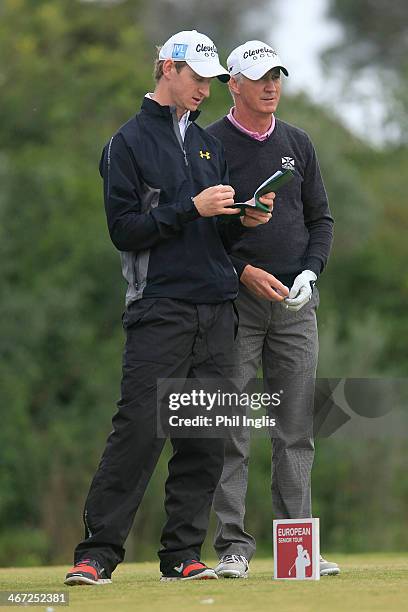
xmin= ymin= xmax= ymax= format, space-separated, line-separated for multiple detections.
xmin=241 ymin=192 xmax=274 ymax=227
xmin=284 ymin=270 xmax=317 ymax=312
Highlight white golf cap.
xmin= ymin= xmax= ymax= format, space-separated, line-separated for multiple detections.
xmin=227 ymin=40 xmax=289 ymax=80
xmin=159 ymin=30 xmax=230 ymax=82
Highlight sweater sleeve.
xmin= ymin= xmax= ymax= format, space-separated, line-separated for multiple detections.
xmin=101 ymin=133 xmax=200 ymax=252
xmin=302 ymin=138 xmax=334 ymax=277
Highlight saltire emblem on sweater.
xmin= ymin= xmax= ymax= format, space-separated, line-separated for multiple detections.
xmin=282 ymin=156 xmax=295 ymax=170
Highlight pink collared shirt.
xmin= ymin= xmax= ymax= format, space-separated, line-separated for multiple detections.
xmin=227 ymin=107 xmax=275 ymax=141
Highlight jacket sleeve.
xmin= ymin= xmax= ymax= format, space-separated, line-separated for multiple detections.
xmin=302 ymin=138 xmax=334 ymax=277
xmin=101 ymin=133 xmax=200 ymax=252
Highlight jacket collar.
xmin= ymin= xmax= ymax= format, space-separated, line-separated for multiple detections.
xmin=141 ymin=96 xmax=200 ymax=122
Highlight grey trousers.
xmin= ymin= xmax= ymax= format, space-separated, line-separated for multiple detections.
xmin=213 ymin=284 xmax=319 ymax=560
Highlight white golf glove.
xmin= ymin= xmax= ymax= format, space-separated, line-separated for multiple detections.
xmin=283 ymin=270 xmax=317 ymax=312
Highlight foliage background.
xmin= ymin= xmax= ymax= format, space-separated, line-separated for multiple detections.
xmin=0 ymin=0 xmax=407 ymax=566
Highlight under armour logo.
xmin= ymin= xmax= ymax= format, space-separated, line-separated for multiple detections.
xmin=282 ymin=156 xmax=295 ymax=170
xmin=200 ymin=150 xmax=211 ymax=159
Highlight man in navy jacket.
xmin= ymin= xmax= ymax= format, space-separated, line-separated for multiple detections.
xmin=65 ymin=30 xmax=273 ymax=585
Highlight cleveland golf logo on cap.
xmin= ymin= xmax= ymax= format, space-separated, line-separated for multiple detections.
xmin=227 ymin=40 xmax=288 ymax=78
xmin=243 ymin=46 xmax=278 ymax=61
xmin=170 ymin=39 xmax=218 ymax=61
xmin=172 ymin=44 xmax=188 ymax=59
xmin=196 ymin=43 xmax=217 ymax=57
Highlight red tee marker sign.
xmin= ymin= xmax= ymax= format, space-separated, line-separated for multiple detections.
xmin=273 ymin=518 xmax=320 ymax=580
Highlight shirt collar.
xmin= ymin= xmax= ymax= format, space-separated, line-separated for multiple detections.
xmin=227 ymin=107 xmax=275 ymax=141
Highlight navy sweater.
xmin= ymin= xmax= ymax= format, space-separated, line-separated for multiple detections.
xmin=207 ymin=117 xmax=334 ymax=287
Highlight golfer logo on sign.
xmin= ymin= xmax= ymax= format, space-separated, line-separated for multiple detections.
xmin=288 ymin=545 xmax=311 ymax=579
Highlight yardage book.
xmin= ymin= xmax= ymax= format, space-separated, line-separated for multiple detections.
xmin=273 ymin=518 xmax=320 ymax=580
xmin=233 ymin=169 xmax=294 ymax=214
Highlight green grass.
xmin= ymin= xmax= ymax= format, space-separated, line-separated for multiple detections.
xmin=1 ymin=555 xmax=407 ymax=612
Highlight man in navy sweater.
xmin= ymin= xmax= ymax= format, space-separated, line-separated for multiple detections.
xmin=207 ymin=41 xmax=339 ymax=578
xmin=64 ymin=31 xmax=273 ymax=586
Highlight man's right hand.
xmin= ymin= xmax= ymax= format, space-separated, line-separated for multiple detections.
xmin=240 ymin=265 xmax=289 ymax=302
xmin=193 ymin=185 xmax=239 ymax=217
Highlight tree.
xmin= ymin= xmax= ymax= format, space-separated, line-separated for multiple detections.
xmin=0 ymin=0 xmax=150 ymax=565
xmin=325 ymin=0 xmax=408 ymax=139
xmin=326 ymin=0 xmax=408 ymax=71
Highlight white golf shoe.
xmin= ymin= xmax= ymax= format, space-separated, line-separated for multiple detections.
xmin=214 ymin=554 xmax=249 ymax=578
xmin=320 ymin=555 xmax=340 ymax=576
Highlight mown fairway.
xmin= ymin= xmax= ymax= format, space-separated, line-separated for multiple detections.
xmin=1 ymin=554 xmax=407 ymax=612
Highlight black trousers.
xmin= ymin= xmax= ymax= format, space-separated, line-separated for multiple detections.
xmin=74 ymin=298 xmax=237 ymax=575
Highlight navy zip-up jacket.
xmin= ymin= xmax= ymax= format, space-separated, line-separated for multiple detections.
xmin=100 ymin=97 xmax=239 ymax=305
